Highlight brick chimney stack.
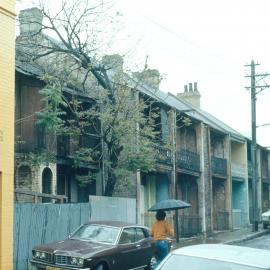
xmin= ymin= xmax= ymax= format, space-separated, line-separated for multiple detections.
xmin=133 ymin=69 xmax=161 ymax=89
xmin=102 ymin=54 xmax=124 ymax=74
xmin=19 ymin=8 xmax=43 ymax=35
xmin=177 ymin=82 xmax=201 ymax=108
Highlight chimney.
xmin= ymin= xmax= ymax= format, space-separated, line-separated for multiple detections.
xmin=189 ymin=82 xmax=193 ymax=92
xmin=194 ymin=82 xmax=198 ymax=92
xmin=19 ymin=8 xmax=43 ymax=35
xmin=133 ymin=69 xmax=161 ymax=89
xmin=177 ymin=82 xmax=201 ymax=108
xmin=102 ymin=54 xmax=124 ymax=74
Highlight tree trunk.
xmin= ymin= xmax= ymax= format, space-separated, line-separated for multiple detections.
xmin=104 ymin=172 xmax=116 ymax=196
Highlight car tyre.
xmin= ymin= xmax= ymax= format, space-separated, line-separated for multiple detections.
xmin=95 ymin=263 xmax=107 ymax=270
xmin=263 ymin=223 xmax=268 ymax=229
xmin=145 ymin=255 xmax=158 ymax=270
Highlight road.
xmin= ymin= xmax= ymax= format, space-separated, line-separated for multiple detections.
xmin=237 ymin=232 xmax=270 ymax=250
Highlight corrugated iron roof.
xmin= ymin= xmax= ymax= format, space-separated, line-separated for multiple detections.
xmin=128 ymin=75 xmax=246 ymax=142
xmin=15 ymin=46 xmax=246 ymax=143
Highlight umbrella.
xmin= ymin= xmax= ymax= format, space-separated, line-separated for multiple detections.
xmin=148 ymin=199 xmax=191 ymax=243
xmin=148 ymin=199 xmax=191 ymax=212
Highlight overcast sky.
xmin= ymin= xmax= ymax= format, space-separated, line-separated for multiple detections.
xmin=17 ymin=0 xmax=270 ymax=147
xmin=112 ymin=0 xmax=270 ymax=147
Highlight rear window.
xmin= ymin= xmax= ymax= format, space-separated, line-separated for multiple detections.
xmin=158 ymin=254 xmax=264 ymax=270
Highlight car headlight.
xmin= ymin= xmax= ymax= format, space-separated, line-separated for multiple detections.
xmin=40 ymin=252 xmax=46 ymax=259
xmin=71 ymin=257 xmax=78 ymax=265
xmin=78 ymin=258 xmax=84 ymax=266
xmin=34 ymin=251 xmax=41 ymax=258
xmin=70 ymin=257 xmax=84 ymax=266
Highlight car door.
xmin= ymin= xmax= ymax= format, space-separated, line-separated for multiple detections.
xmin=135 ymin=227 xmax=153 ymax=267
xmin=115 ymin=227 xmax=141 ymax=269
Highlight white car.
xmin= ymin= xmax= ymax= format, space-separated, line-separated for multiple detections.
xmin=156 ymin=244 xmax=270 ymax=270
xmin=262 ymin=209 xmax=270 ymax=229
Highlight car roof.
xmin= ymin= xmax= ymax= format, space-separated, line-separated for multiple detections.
xmin=84 ymin=220 xmax=148 ymax=229
xmin=171 ymin=244 xmax=270 ymax=268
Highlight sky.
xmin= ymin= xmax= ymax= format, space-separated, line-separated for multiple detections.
xmin=112 ymin=0 xmax=270 ymax=147
xmin=17 ymin=0 xmax=270 ymax=147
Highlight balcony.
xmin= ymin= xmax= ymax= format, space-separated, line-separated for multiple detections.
xmin=177 ymin=149 xmax=200 ymax=173
xmin=154 ymin=144 xmax=172 ymax=165
xmin=211 ymin=156 xmax=227 ymax=177
xmin=231 ymin=162 xmax=246 ymax=180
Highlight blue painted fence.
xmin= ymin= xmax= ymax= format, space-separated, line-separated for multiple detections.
xmin=14 ymin=196 xmax=136 ymax=270
xmin=14 ymin=203 xmax=91 ymax=270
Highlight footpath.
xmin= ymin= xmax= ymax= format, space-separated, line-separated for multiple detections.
xmin=172 ymin=224 xmax=270 ymax=250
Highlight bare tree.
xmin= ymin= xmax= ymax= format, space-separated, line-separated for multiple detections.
xmin=17 ymin=0 xmax=163 ymax=196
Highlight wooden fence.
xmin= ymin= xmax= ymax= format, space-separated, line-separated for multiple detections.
xmin=89 ymin=195 xmax=136 ymax=223
xmin=13 ymin=196 xmax=136 ymax=270
xmin=14 ymin=203 xmax=91 ymax=270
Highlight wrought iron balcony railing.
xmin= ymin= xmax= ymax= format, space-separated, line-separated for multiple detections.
xmin=177 ymin=149 xmax=200 ymax=173
xmin=154 ymin=144 xmax=172 ymax=165
xmin=211 ymin=156 xmax=227 ymax=177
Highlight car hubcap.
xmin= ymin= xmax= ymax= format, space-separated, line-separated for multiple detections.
xmin=150 ymin=256 xmax=157 ymax=269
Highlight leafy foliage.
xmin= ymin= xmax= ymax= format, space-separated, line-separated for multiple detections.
xmin=22 ymin=150 xmax=56 ymax=168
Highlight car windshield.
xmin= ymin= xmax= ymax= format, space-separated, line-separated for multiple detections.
xmin=158 ymin=254 xmax=264 ymax=270
xmin=70 ymin=224 xmax=120 ymax=244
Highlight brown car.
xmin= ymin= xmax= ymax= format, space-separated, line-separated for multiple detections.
xmin=31 ymin=221 xmax=157 ymax=270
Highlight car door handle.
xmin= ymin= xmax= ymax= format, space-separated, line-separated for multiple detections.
xmin=136 ymin=244 xmax=141 ymax=248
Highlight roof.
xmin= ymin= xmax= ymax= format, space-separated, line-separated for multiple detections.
xmin=172 ymin=244 xmax=270 ymax=268
xmin=15 ymin=35 xmax=247 ymax=144
xmin=127 ymin=74 xmax=246 ymax=142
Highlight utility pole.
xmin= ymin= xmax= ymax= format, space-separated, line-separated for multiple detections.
xmin=245 ymin=60 xmax=270 ymax=232
xmin=250 ymin=60 xmax=258 ymax=232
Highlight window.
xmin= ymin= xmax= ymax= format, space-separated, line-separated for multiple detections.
xmin=136 ymin=228 xmax=146 ymax=242
xmin=119 ymin=228 xmax=136 ymax=244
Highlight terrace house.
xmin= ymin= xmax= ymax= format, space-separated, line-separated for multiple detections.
xmin=14 ymin=7 xmax=270 ymax=237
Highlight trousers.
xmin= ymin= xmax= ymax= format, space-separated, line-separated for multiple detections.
xmin=155 ymin=240 xmax=169 ymax=261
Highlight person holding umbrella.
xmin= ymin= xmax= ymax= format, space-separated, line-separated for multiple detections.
xmin=150 ymin=210 xmax=174 ymax=264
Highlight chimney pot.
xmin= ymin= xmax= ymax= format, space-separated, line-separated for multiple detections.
xmin=177 ymin=82 xmax=201 ymax=108
xmin=194 ymin=82 xmax=198 ymax=92
xmin=189 ymin=82 xmax=193 ymax=92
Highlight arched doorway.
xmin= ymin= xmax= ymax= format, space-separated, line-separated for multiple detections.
xmin=42 ymin=167 xmax=52 ymax=202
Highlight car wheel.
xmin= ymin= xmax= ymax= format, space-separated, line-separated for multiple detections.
xmin=145 ymin=255 xmax=158 ymax=270
xmin=263 ymin=223 xmax=268 ymax=229
xmin=95 ymin=263 xmax=107 ymax=270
